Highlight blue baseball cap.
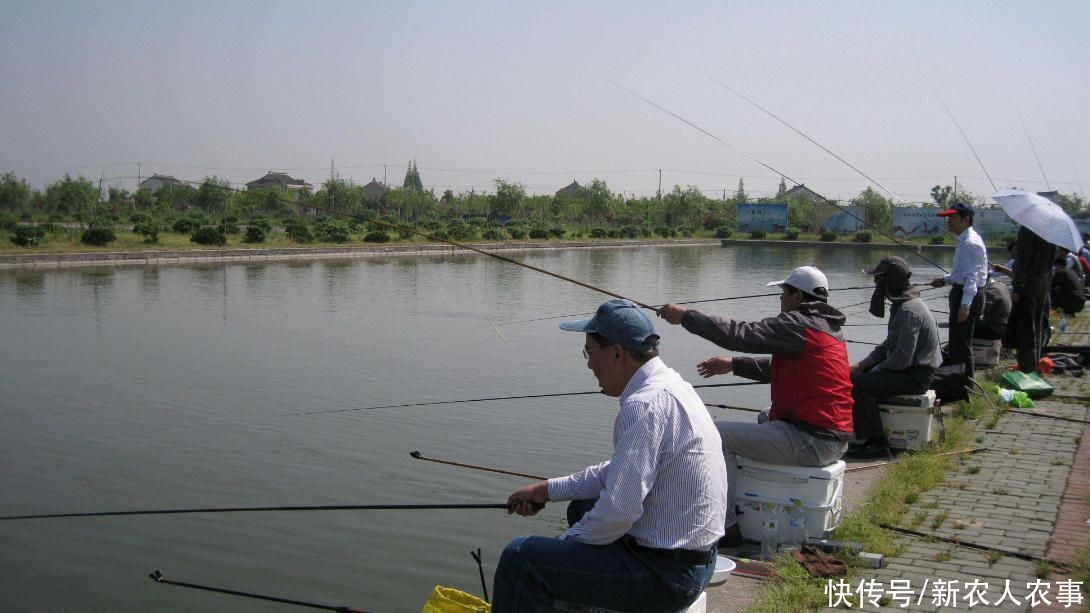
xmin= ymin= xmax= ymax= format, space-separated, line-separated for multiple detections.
xmin=560 ymin=299 xmax=660 ymax=352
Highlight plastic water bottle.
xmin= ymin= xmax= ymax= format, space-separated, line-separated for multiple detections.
xmin=1061 ymin=315 xmax=1068 ymax=333
xmin=784 ymin=498 xmax=808 ymax=548
xmin=760 ymin=504 xmax=780 ymax=560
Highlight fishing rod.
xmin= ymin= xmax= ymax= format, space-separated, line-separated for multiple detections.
xmin=492 ymin=286 xmax=878 ymax=327
xmin=411 ymin=450 xmax=547 ymax=480
xmin=607 ymin=79 xmax=949 ymax=274
xmin=0 ymin=502 xmax=543 ymax=521
xmin=150 ymin=570 xmax=367 ymax=612
xmin=1019 ymin=111 xmax=1051 ymax=190
xmin=1005 ymin=410 xmax=1090 ymax=426
xmin=877 ymin=524 xmax=1068 ymax=569
xmin=187 ymin=179 xmax=660 ymax=312
xmin=285 ymin=381 xmax=765 ymax=417
xmin=934 ymin=90 xmax=998 ymax=192
xmin=843 ymin=447 xmax=988 ymax=473
xmin=709 ymin=79 xmax=955 ymax=264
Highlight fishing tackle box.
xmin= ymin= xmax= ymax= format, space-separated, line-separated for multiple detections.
xmin=735 ymin=456 xmax=845 ymax=543
xmin=878 ymin=390 xmax=938 ymax=451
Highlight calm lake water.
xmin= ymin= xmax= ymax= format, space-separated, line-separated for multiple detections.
xmin=0 ymin=244 xmax=953 ymax=612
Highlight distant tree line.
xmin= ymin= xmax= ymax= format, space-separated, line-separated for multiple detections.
xmin=1 ymin=169 xmax=1086 ymax=249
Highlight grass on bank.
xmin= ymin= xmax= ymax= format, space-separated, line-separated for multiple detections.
xmin=745 ymin=376 xmax=1001 ymax=613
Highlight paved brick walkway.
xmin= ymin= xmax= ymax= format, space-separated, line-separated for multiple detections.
xmin=819 ymin=391 xmax=1088 ymax=612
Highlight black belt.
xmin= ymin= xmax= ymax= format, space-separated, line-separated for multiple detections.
xmin=625 ymin=536 xmax=716 ymax=565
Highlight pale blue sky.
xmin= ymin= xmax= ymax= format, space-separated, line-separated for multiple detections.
xmin=2 ymin=1 xmax=1088 ymax=202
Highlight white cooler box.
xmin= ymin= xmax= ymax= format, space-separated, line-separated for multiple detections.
xmin=735 ymin=456 xmax=845 ymax=542
xmin=878 ymin=390 xmax=937 ymax=451
xmin=972 ymin=338 xmax=1001 ymax=369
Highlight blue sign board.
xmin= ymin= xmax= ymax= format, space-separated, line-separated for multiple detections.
xmin=736 ymin=203 xmax=788 ymax=233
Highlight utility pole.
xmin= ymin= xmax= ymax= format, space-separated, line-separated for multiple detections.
xmin=657 ymin=169 xmax=662 ymax=202
xmin=137 ymin=162 xmax=141 ymax=188
xmin=383 ymin=164 xmax=387 ymax=187
xmin=331 ymin=158 xmax=335 ymax=212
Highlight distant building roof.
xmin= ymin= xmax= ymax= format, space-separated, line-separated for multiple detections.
xmin=245 ymin=171 xmax=312 ymax=190
xmin=555 ymin=180 xmax=581 ymax=199
xmin=783 ymin=184 xmax=825 ymax=203
xmin=362 ymin=178 xmax=388 ymax=202
xmin=138 ymin=174 xmax=183 ymax=191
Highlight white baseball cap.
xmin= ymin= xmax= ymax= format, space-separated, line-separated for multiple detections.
xmin=767 ymin=266 xmax=829 ymax=299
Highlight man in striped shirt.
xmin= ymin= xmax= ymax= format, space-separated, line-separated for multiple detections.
xmin=493 ymin=299 xmax=728 ymax=613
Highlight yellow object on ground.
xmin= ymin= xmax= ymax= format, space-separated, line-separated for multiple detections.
xmin=422 ymin=585 xmax=491 ymax=613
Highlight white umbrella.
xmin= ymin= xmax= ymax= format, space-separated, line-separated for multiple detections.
xmin=990 ymin=189 xmax=1082 ymax=252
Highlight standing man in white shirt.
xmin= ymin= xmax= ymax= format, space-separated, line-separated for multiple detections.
xmin=493 ymin=299 xmax=728 ymax=613
xmin=930 ymin=202 xmax=989 ymax=381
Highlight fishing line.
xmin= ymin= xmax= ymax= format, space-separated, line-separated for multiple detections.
xmin=285 ymin=381 xmax=765 ymax=417
xmin=706 ymin=77 xmax=954 ymax=255
xmin=607 ymin=79 xmax=949 ymax=274
xmin=150 ymin=570 xmax=367 ymax=612
xmin=0 ymin=502 xmax=543 ymax=521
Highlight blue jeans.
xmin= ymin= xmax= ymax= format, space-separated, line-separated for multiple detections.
xmin=491 ymin=534 xmax=715 ymax=612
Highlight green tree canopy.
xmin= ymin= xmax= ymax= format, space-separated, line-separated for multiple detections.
xmin=44 ymin=174 xmax=97 ymax=217
xmin=853 ymin=187 xmax=893 ymax=233
xmin=490 ymin=179 xmax=526 ymax=220
xmin=0 ymin=172 xmax=34 ymax=213
xmin=403 ymin=160 xmax=423 ymax=191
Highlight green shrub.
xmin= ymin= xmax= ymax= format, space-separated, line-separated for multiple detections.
xmin=314 ymin=221 xmax=351 ymax=243
xmin=821 ymin=231 xmax=838 ymax=242
xmin=507 ymin=226 xmax=528 ymax=239
xmin=129 ymin=212 xmax=150 ymax=224
xmin=190 ymin=226 xmax=226 ymax=246
xmin=224 ymin=223 xmax=241 ymax=235
xmin=133 ymin=222 xmax=160 ymax=243
xmin=249 ymin=217 xmax=273 ymax=232
xmin=11 ymin=225 xmax=45 ymax=247
xmin=854 ymin=230 xmax=873 ymax=243
xmin=929 ymin=234 xmax=945 ymax=245
xmin=0 ymin=214 xmax=20 ymax=231
xmin=363 ymin=230 xmax=390 ymax=243
xmin=784 ymin=228 xmax=800 ymax=240
xmin=620 ymin=226 xmax=640 ymax=239
xmin=590 ymin=227 xmax=608 ymax=239
xmin=185 ymin=211 xmax=209 ymax=225
xmin=749 ymin=230 xmax=766 ymax=239
xmin=449 ymin=225 xmax=478 ymax=241
xmin=244 ymin=225 xmax=268 ymax=244
xmin=172 ymin=218 xmax=199 ymax=234
xmin=528 ymin=227 xmax=549 ymax=239
xmin=285 ymin=223 xmax=312 ymax=243
xmin=548 ymin=227 xmax=566 ymax=239
xmin=654 ymin=226 xmax=676 ymax=238
xmin=714 ymin=226 xmax=733 ymax=239
xmin=81 ymin=227 xmax=117 ymax=246
xmin=481 ymin=228 xmax=506 ymax=240
xmin=430 ymin=230 xmax=450 ymax=240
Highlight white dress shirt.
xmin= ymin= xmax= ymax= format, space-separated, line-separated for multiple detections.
xmin=943 ymin=226 xmax=988 ymax=307
xmin=547 ymin=357 xmax=728 ymax=550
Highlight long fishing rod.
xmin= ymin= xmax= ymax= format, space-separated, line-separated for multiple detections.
xmin=708 ymin=78 xmax=953 ymax=264
xmin=934 ymin=91 xmax=998 ymax=192
xmin=150 ymin=570 xmax=367 ymax=612
xmin=607 ymin=80 xmax=949 ymax=274
xmin=190 ymin=179 xmax=660 ymax=312
xmin=284 ymin=381 xmax=765 ymax=417
xmin=0 ymin=502 xmax=542 ymax=521
xmin=493 ymin=286 xmax=878 ymax=327
xmin=1019 ymin=112 xmax=1051 ymax=190
xmin=877 ymin=524 xmax=1068 ymax=569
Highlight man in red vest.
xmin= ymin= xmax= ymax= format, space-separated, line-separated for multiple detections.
xmin=659 ymin=266 xmax=853 ymax=546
